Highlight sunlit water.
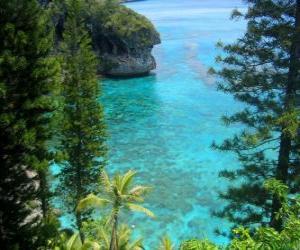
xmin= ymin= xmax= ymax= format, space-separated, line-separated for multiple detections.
xmin=100 ymin=0 xmax=247 ymax=247
xmin=56 ymin=0 xmax=247 ymax=247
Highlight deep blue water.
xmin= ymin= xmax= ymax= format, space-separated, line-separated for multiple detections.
xmin=101 ymin=0 xmax=247 ymax=247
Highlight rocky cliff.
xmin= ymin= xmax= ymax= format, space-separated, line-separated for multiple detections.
xmin=91 ymin=3 xmax=161 ymax=76
xmin=42 ymin=0 xmax=160 ymax=77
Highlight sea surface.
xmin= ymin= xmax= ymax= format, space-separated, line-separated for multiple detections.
xmin=101 ymin=0 xmax=247 ymax=247
xmin=67 ymin=0 xmax=248 ymax=248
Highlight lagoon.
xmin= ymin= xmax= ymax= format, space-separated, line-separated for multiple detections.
xmin=102 ymin=0 xmax=246 ymax=247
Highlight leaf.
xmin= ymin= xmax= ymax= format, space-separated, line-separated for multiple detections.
xmin=120 ymin=170 xmax=136 ymax=193
xmin=66 ymin=232 xmax=82 ymax=250
xmin=180 ymin=239 xmax=218 ymax=250
xmin=76 ymin=194 xmax=111 ymax=212
xmin=129 ymin=185 xmax=151 ymax=197
xmin=82 ymin=240 xmax=101 ymax=250
xmin=264 ymin=178 xmax=288 ymax=201
xmin=159 ymin=236 xmax=174 ymax=250
xmin=126 ymin=203 xmax=155 ymax=218
xmin=101 ymin=170 xmax=112 ymax=193
xmin=98 ymin=227 xmax=110 ymax=248
xmin=127 ymin=238 xmax=144 ymax=250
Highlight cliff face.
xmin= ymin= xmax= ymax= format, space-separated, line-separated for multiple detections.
xmin=91 ymin=5 xmax=161 ymax=76
xmin=40 ymin=0 xmax=160 ymax=76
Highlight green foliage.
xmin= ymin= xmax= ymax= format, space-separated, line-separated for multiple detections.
xmin=51 ymin=0 xmax=159 ymax=52
xmin=276 ymin=109 xmax=300 ymax=139
xmin=228 ymin=212 xmax=300 ymax=249
xmin=226 ymin=182 xmax=300 ymax=249
xmin=52 ymin=231 xmax=100 ymax=250
xmin=180 ymin=239 xmax=218 ymax=250
xmin=211 ymin=0 xmax=300 ymax=230
xmin=85 ymin=0 xmax=160 ymax=51
xmin=1 ymin=0 xmax=299 ymax=249
xmin=102 ymin=5 xmax=158 ymax=47
xmin=0 ymin=0 xmax=62 ymax=247
xmin=179 ymin=181 xmax=300 ymax=250
xmin=34 ymin=212 xmax=62 ymax=249
xmin=77 ymin=170 xmax=154 ymax=219
xmin=78 ymin=170 xmax=153 ymax=250
xmin=158 ymin=236 xmax=175 ymax=250
xmin=264 ymin=178 xmax=288 ymax=202
xmin=83 ymin=220 xmax=144 ymax=250
xmin=57 ymin=0 xmax=107 ymax=231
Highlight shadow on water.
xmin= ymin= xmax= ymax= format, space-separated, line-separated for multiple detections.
xmin=103 ymin=72 xmax=156 ymax=80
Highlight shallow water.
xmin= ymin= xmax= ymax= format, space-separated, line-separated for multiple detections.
xmin=101 ymin=0 xmax=247 ymax=247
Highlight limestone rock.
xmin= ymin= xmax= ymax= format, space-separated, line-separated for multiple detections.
xmin=91 ymin=5 xmax=161 ymax=76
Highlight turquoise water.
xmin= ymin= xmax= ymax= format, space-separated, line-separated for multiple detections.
xmin=101 ymin=0 xmax=247 ymax=247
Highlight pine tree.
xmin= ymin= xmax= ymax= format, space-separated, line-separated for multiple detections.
xmin=0 ymin=0 xmax=62 ymax=248
xmin=211 ymin=0 xmax=300 ymax=231
xmin=58 ymin=0 xmax=107 ymax=240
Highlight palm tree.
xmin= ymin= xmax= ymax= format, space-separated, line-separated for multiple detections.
xmin=52 ymin=232 xmax=100 ymax=250
xmin=77 ymin=170 xmax=155 ymax=250
xmin=97 ymin=224 xmax=144 ymax=250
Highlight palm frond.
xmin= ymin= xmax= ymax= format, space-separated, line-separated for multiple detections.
xmin=159 ymin=236 xmax=174 ymax=250
xmin=118 ymin=224 xmax=131 ymax=244
xmin=126 ymin=203 xmax=155 ymax=218
xmin=98 ymin=227 xmax=110 ymax=249
xmin=120 ymin=170 xmax=136 ymax=193
xmin=66 ymin=232 xmax=82 ymax=250
xmin=120 ymin=194 xmax=144 ymax=203
xmin=81 ymin=240 xmax=101 ymax=250
xmin=117 ymin=224 xmax=144 ymax=250
xmin=101 ymin=171 xmax=112 ymax=193
xmin=127 ymin=238 xmax=144 ymax=250
xmin=129 ymin=185 xmax=151 ymax=197
xmin=113 ymin=173 xmax=123 ymax=192
xmin=77 ymin=194 xmax=111 ymax=212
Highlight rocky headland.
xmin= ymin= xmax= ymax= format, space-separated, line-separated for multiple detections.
xmin=92 ymin=4 xmax=161 ymax=76
xmin=43 ymin=0 xmax=160 ymax=77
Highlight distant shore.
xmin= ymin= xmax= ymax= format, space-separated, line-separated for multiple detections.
xmin=122 ymin=0 xmax=146 ymax=3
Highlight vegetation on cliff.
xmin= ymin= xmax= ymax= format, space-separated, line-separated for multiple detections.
xmin=50 ymin=0 xmax=160 ymax=75
xmin=89 ymin=0 xmax=160 ymax=75
xmin=100 ymin=4 xmax=159 ymax=47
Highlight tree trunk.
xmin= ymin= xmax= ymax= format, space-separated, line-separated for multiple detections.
xmin=76 ymin=211 xmax=85 ymax=243
xmin=271 ymin=0 xmax=300 ymax=231
xmin=75 ymin=179 xmax=85 ymax=243
xmin=75 ymin=153 xmax=84 ymax=242
xmin=109 ymin=213 xmax=119 ymax=250
xmin=38 ymin=169 xmax=48 ymax=218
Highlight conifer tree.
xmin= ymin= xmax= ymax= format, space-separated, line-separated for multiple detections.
xmin=0 ymin=0 xmax=61 ymax=248
xmin=58 ymin=0 xmax=107 ymax=239
xmin=211 ymin=0 xmax=300 ymax=231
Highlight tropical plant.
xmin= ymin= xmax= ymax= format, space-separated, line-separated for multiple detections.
xmin=85 ymin=221 xmax=143 ymax=250
xmin=180 ymin=239 xmax=219 ymax=250
xmin=158 ymin=236 xmax=175 ymax=250
xmin=52 ymin=232 xmax=100 ymax=250
xmin=179 ymin=180 xmax=300 ymax=250
xmin=77 ymin=170 xmax=154 ymax=250
xmin=228 ymin=201 xmax=300 ymax=250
